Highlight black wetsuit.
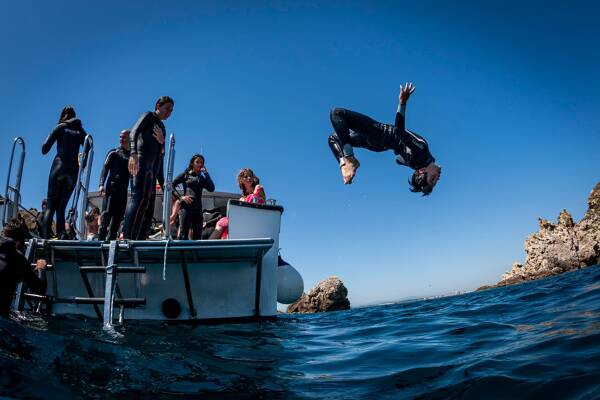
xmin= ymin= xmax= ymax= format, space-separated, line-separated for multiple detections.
xmin=0 ymin=237 xmax=46 ymax=318
xmin=98 ymin=147 xmax=131 ymax=241
xmin=122 ymin=112 xmax=165 ymax=240
xmin=41 ymin=118 xmax=86 ymax=239
xmin=139 ymin=155 xmax=165 ymax=240
xmin=328 ymin=107 xmax=435 ymax=170
xmin=172 ymin=169 xmax=215 ymax=240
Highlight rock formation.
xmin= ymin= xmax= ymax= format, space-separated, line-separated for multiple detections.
xmin=287 ymin=276 xmax=350 ymax=313
xmin=482 ymin=183 xmax=600 ymax=290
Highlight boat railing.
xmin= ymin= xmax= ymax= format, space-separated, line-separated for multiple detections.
xmin=2 ymin=137 xmax=26 ymax=225
xmin=161 ymin=133 xmax=176 ymax=239
xmin=69 ymin=134 xmax=94 ymax=239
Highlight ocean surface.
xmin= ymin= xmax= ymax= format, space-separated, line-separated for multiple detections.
xmin=2 ymin=264 xmax=600 ymax=400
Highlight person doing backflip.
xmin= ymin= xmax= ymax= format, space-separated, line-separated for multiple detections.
xmin=98 ymin=130 xmax=130 ymax=241
xmin=328 ymin=83 xmax=441 ymax=195
xmin=121 ymin=96 xmax=173 ymax=240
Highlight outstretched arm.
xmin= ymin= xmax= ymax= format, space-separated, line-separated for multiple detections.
xmin=395 ymin=82 xmax=415 ymax=129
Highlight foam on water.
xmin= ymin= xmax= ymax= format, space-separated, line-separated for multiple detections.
xmin=2 ymin=265 xmax=600 ymax=399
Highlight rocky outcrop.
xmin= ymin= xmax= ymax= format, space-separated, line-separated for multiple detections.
xmin=483 ymin=183 xmax=600 ymax=289
xmin=287 ymin=276 xmax=350 ymax=313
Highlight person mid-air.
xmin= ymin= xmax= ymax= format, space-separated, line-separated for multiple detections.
xmin=328 ymin=82 xmax=441 ymax=195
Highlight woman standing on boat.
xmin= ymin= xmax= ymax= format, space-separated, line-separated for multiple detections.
xmin=40 ymin=106 xmax=87 ymax=239
xmin=172 ymin=154 xmax=215 ymax=240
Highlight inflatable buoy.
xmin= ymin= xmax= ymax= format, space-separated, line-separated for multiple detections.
xmin=277 ymin=256 xmax=304 ymax=304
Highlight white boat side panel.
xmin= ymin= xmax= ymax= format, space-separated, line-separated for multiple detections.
xmin=227 ymin=203 xmax=281 ymax=317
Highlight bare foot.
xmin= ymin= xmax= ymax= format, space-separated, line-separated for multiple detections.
xmin=340 ymin=156 xmax=360 ymax=184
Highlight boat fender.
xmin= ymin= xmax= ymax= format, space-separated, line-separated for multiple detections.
xmin=277 ymin=256 xmax=304 ymax=304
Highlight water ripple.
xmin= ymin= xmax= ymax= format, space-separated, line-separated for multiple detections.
xmin=1 ymin=265 xmax=599 ymax=399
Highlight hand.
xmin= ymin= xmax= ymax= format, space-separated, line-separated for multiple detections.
xmin=98 ymin=185 xmax=104 ymax=195
xmin=201 ymin=167 xmax=208 ymax=174
xmin=399 ymin=82 xmax=416 ymax=105
xmin=181 ymin=195 xmax=194 ymax=204
xmin=35 ymin=259 xmax=47 ymax=271
xmin=153 ymin=125 xmax=165 ymax=144
xmin=128 ymin=154 xmax=139 ymax=176
xmin=254 ymin=184 xmax=263 ymax=194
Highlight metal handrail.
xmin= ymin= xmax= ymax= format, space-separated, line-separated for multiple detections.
xmin=3 ymin=137 xmax=26 ymax=224
xmin=68 ymin=134 xmax=94 ymax=239
xmin=162 ymin=133 xmax=176 ymax=239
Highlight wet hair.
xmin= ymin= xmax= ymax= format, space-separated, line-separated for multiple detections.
xmin=2 ymin=218 xmax=31 ymax=244
xmin=409 ymin=171 xmax=433 ymax=196
xmin=187 ymin=154 xmax=205 ymax=174
xmin=155 ymin=96 xmax=174 ymax=109
xmin=237 ymin=168 xmax=260 ymax=196
xmin=58 ymin=106 xmax=76 ymax=124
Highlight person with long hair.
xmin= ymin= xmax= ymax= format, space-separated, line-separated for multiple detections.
xmin=122 ymin=96 xmax=173 ymax=240
xmin=171 ymin=154 xmax=215 ymax=240
xmin=40 ymin=106 xmax=87 ymax=239
xmin=210 ymin=168 xmax=266 ymax=240
xmin=328 ymin=82 xmax=441 ymax=195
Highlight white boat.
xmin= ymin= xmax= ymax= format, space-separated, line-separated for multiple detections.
xmin=3 ymin=135 xmax=302 ymax=326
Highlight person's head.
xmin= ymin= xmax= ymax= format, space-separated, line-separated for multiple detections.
xmin=41 ymin=198 xmax=47 ymax=210
xmin=2 ymin=218 xmax=31 ymax=251
xmin=155 ymin=96 xmax=174 ymax=120
xmin=119 ymin=130 xmax=130 ymax=150
xmin=187 ymin=154 xmax=205 ymax=174
xmin=85 ymin=206 xmax=100 ymax=223
xmin=237 ymin=168 xmax=260 ymax=196
xmin=58 ymin=106 xmax=76 ymax=124
xmin=409 ymin=163 xmax=442 ymax=196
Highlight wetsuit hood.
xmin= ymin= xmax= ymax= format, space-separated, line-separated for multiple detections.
xmin=62 ymin=118 xmax=83 ymax=129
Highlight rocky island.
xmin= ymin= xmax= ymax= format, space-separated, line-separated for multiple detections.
xmin=480 ymin=182 xmax=600 ymax=290
xmin=287 ymin=276 xmax=351 ymax=313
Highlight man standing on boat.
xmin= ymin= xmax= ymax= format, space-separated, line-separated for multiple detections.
xmin=98 ymin=130 xmax=131 ymax=241
xmin=328 ymin=83 xmax=441 ymax=195
xmin=122 ymin=96 xmax=173 ymax=240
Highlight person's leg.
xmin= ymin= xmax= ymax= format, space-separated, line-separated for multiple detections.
xmin=109 ymin=191 xmax=127 ymax=240
xmin=190 ymin=211 xmax=203 ymax=240
xmin=98 ymin=193 xmax=111 ymax=241
xmin=122 ymin=167 xmax=152 ymax=239
xmin=329 ymin=108 xmax=389 ymax=184
xmin=178 ymin=208 xmax=191 ymax=240
xmin=56 ymin=172 xmax=76 ymax=239
xmin=106 ymin=191 xmax=127 ymax=240
xmin=138 ymin=187 xmax=156 ymax=240
xmin=41 ymin=160 xmax=62 ymax=239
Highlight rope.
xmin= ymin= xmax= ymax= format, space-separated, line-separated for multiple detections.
xmin=162 ymin=238 xmax=170 ymax=280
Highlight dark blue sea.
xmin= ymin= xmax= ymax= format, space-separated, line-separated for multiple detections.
xmin=2 ymin=265 xmax=600 ymax=399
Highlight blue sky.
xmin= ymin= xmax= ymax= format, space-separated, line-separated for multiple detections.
xmin=1 ymin=1 xmax=598 ymax=306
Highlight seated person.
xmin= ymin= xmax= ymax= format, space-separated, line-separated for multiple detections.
xmin=210 ymin=168 xmax=266 ymax=240
xmin=85 ymin=206 xmax=101 ymax=240
xmin=0 ymin=219 xmax=46 ymax=318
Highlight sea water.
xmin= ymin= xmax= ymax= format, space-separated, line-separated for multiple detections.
xmin=2 ymin=264 xmax=600 ymax=399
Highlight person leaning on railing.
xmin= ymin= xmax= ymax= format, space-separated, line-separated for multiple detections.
xmin=209 ymin=168 xmax=266 ymax=240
